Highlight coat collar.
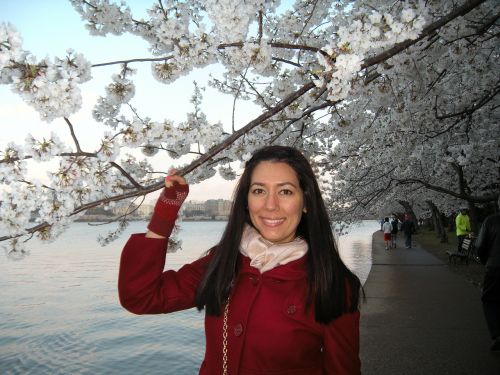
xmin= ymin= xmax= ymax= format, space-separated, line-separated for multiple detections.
xmin=238 ymin=253 xmax=308 ymax=281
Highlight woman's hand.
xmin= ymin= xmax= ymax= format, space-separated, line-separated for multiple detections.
xmin=146 ymin=169 xmax=189 ymax=239
xmin=164 ymin=168 xmax=187 ymax=188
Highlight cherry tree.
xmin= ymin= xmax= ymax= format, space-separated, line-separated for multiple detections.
xmin=318 ymin=0 xmax=499 ymax=231
xmin=0 ymin=0 xmax=497 ymax=258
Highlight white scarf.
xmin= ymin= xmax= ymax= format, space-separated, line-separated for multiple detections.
xmin=239 ymin=224 xmax=308 ymax=273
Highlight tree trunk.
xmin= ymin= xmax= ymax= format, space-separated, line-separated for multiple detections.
xmin=427 ymin=201 xmax=440 ymax=237
xmin=439 ymin=212 xmax=449 ymax=243
xmin=467 ymin=202 xmax=479 ymax=235
xmin=426 ymin=200 xmax=448 ymax=243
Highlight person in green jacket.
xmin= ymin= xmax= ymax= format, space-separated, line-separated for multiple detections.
xmin=455 ymin=207 xmax=471 ymax=252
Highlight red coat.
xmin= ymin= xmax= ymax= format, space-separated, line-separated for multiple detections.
xmin=119 ymin=233 xmax=361 ymax=374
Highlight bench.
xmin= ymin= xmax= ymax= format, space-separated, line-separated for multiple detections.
xmin=445 ymin=238 xmax=479 ymax=265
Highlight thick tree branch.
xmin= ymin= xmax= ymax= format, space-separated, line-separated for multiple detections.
xmin=395 ymin=177 xmax=496 ymax=203
xmin=362 ymin=0 xmax=489 ymax=70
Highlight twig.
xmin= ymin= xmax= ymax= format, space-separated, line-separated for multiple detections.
xmin=64 ymin=117 xmax=82 ymax=153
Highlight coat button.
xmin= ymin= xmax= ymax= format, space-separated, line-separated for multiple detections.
xmin=249 ymin=276 xmax=259 ymax=285
xmin=233 ymin=323 xmax=243 ymax=336
xmin=287 ymin=305 xmax=297 ymax=315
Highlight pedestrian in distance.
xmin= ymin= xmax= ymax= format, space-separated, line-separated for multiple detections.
xmin=455 ymin=207 xmax=471 ymax=253
xmin=118 ymin=145 xmax=363 ymax=374
xmin=382 ymin=217 xmax=392 ymax=251
xmin=476 ymin=198 xmax=500 ymax=352
xmin=390 ymin=217 xmax=399 ymax=248
xmin=400 ymin=214 xmax=415 ymax=249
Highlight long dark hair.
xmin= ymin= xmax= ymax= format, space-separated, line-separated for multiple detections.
xmin=195 ymin=145 xmax=361 ymax=323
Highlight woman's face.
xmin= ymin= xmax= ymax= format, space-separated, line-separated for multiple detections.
xmin=247 ymin=161 xmax=305 ymax=244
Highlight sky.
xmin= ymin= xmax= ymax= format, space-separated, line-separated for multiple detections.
xmin=0 ymin=0 xmax=269 ymax=202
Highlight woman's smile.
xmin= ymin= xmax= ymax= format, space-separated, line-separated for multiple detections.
xmin=260 ymin=217 xmax=285 ymax=226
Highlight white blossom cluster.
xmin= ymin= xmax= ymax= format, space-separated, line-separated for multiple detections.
xmin=226 ymin=39 xmax=274 ymax=75
xmin=72 ymin=0 xmax=218 ymax=85
xmin=218 ymin=164 xmax=237 ymax=181
xmin=25 ymin=132 xmax=68 ymax=161
xmin=93 ymin=66 xmax=135 ymax=128
xmin=0 ymin=23 xmax=23 ymax=72
xmin=146 ymin=2 xmax=218 ymax=82
xmin=1 ymin=238 xmax=29 ymax=260
xmin=186 ymin=164 xmax=217 ymax=185
xmin=0 ymin=178 xmax=78 ymax=256
xmin=0 ymin=182 xmax=41 ymax=236
xmin=205 ymin=0 xmax=281 ymax=42
xmin=69 ymin=0 xmax=133 ymax=36
xmin=91 ymin=78 xmax=227 ymax=172
xmin=92 ymin=97 xmax=121 ymax=128
xmin=0 ymin=24 xmax=92 ymax=121
xmin=105 ymin=74 xmax=135 ymax=104
xmin=316 ymin=3 xmax=427 ymax=101
xmin=97 ymin=219 xmax=129 ymax=246
xmin=0 ymin=142 xmax=26 ymax=184
xmin=98 ymin=132 xmax=121 ymax=162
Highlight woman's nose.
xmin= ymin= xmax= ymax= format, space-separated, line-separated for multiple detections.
xmin=264 ymin=193 xmax=278 ymax=210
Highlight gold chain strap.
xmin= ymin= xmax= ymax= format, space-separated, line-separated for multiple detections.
xmin=222 ymin=296 xmax=230 ymax=375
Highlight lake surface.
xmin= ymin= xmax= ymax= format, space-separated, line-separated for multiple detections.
xmin=0 ymin=220 xmax=377 ymax=374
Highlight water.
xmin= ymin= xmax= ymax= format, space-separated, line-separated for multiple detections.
xmin=0 ymin=220 xmax=377 ymax=374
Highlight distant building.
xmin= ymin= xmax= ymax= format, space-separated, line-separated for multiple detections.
xmin=182 ymin=199 xmax=232 ymax=220
xmin=113 ymin=203 xmax=143 ymax=218
xmin=183 ymin=201 xmax=206 ymax=218
xmin=78 ymin=199 xmax=232 ymax=222
xmin=84 ymin=206 xmax=114 ymax=216
xmin=206 ymin=199 xmax=232 ymax=218
xmin=78 ymin=205 xmax=117 ymax=222
xmin=137 ymin=204 xmax=154 ymax=218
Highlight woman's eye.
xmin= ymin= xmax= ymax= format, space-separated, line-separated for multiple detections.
xmin=279 ymin=189 xmax=293 ymax=195
xmin=251 ymin=188 xmax=265 ymax=195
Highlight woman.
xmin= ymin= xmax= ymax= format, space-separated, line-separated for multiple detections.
xmin=119 ymin=146 xmax=362 ymax=374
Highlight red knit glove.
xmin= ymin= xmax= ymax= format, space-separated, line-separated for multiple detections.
xmin=147 ymin=182 xmax=189 ymax=237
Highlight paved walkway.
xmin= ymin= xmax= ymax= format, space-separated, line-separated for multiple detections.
xmin=360 ymin=231 xmax=500 ymax=375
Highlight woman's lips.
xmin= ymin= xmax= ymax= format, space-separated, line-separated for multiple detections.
xmin=261 ymin=218 xmax=285 ymax=227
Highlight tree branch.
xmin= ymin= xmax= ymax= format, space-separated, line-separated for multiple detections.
xmin=434 ymin=82 xmax=500 ymax=120
xmin=64 ymin=117 xmax=82 ymax=153
xmin=91 ymin=56 xmax=172 ymax=68
xmin=109 ymin=162 xmax=144 ymax=190
xmin=395 ymin=177 xmax=496 ymax=203
xmin=0 ymin=81 xmax=316 ymax=242
xmin=362 ymin=0 xmax=489 ymax=70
